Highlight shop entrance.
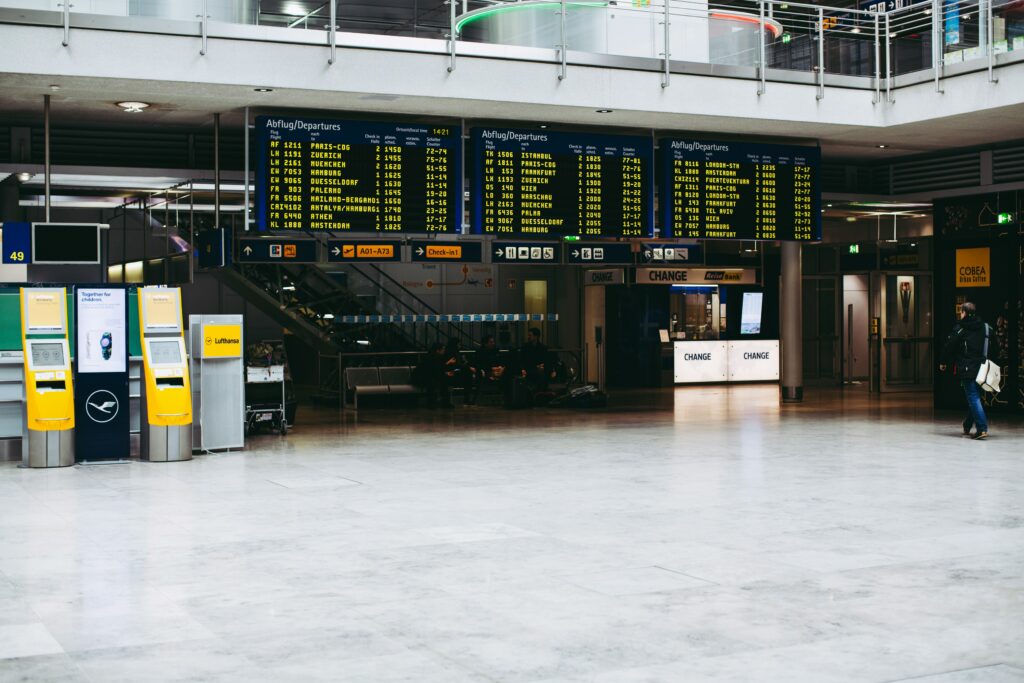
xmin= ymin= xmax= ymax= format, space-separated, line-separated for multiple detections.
xmin=875 ymin=272 xmax=934 ymax=391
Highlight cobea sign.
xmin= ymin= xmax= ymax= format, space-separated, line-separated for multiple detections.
xmin=955 ymin=247 xmax=990 ymax=288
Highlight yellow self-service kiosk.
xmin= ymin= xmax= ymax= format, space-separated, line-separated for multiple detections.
xmin=20 ymin=288 xmax=75 ymax=468
xmin=138 ymin=286 xmax=192 ymax=462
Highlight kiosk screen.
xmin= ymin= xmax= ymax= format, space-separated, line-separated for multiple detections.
xmin=740 ymin=292 xmax=764 ymax=335
xmin=30 ymin=342 xmax=65 ymax=367
xmin=149 ymin=340 xmax=183 ymax=365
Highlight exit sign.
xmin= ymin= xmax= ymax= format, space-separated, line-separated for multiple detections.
xmin=849 ymin=244 xmax=860 ymax=254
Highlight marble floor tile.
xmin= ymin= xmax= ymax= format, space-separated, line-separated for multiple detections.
xmin=0 ymin=386 xmax=1021 ymax=681
xmin=0 ymin=623 xmax=65 ymax=660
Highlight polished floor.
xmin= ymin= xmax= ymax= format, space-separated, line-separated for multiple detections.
xmin=1 ymin=385 xmax=1022 ymax=683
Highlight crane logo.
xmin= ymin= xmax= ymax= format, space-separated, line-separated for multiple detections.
xmin=85 ymin=390 xmax=120 ymax=424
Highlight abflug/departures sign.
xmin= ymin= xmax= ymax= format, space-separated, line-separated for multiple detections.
xmin=662 ymin=138 xmax=820 ymax=242
xmin=255 ymin=116 xmax=461 ymax=233
xmin=472 ymin=127 xmax=654 ymax=239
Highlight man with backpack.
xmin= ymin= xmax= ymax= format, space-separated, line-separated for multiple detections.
xmin=939 ymin=301 xmax=992 ymax=440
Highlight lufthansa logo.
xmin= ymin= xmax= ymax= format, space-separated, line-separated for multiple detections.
xmin=85 ymin=389 xmax=120 ymax=424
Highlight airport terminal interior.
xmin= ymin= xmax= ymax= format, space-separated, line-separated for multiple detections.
xmin=1 ymin=0 xmax=1024 ymax=680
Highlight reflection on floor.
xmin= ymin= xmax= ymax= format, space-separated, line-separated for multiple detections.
xmin=1 ymin=385 xmax=1022 ymax=682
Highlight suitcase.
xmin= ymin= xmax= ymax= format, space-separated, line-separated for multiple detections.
xmin=506 ymin=377 xmax=532 ymax=409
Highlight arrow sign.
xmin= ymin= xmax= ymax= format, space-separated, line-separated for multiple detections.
xmin=326 ymin=240 xmax=401 ymax=262
xmin=331 ymin=247 xmax=340 ymax=256
xmin=237 ymin=238 xmax=318 ymax=263
xmin=572 ymin=250 xmax=580 ymax=258
xmin=495 ymin=248 xmax=504 ymax=258
xmin=564 ymin=242 xmax=633 ymax=264
xmin=416 ymin=247 xmax=424 ymax=256
xmin=410 ymin=241 xmax=482 ymax=262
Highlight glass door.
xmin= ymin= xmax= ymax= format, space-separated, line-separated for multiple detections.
xmin=880 ymin=273 xmax=933 ymax=390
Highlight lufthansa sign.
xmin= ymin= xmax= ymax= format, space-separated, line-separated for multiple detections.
xmin=202 ymin=324 xmax=242 ymax=358
xmin=636 ymin=268 xmax=756 ymax=285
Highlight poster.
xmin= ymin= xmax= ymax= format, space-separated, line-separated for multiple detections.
xmin=76 ymin=288 xmax=127 ymax=374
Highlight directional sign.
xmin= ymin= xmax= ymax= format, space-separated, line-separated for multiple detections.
xmin=238 ymin=238 xmax=318 ymax=263
xmin=327 ymin=240 xmax=402 ymax=262
xmin=564 ymin=242 xmax=633 ymax=265
xmin=409 ymin=241 xmax=482 ymax=263
xmin=492 ymin=241 xmax=560 ymax=265
xmin=640 ymin=243 xmax=702 ymax=264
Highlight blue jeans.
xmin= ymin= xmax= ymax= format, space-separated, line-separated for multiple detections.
xmin=960 ymin=379 xmax=988 ymax=434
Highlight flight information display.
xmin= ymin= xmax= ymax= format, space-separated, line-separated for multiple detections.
xmin=472 ymin=128 xmax=654 ymax=238
xmin=256 ymin=116 xmax=461 ymax=233
xmin=662 ymin=139 xmax=820 ymax=241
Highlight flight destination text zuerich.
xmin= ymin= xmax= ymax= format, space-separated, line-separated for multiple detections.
xmin=256 ymin=116 xmax=461 ymax=233
xmin=473 ymin=128 xmax=654 ymax=238
xmin=663 ymin=139 xmax=820 ymax=242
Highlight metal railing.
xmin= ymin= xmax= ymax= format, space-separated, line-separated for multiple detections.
xmin=4 ymin=0 xmax=1021 ymax=101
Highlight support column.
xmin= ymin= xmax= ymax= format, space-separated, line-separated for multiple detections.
xmin=781 ymin=241 xmax=803 ymax=403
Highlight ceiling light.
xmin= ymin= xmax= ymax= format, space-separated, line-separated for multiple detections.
xmin=116 ymin=101 xmax=150 ymax=113
xmin=846 ymin=216 xmax=857 ymax=222
xmin=539 ymin=124 xmax=548 ymax=129
xmin=851 ymin=27 xmax=861 ymax=33
xmin=827 ymin=203 xmax=833 ymax=207
xmin=282 ymin=285 xmax=296 ymax=291
xmin=16 ymin=172 xmax=33 ymax=183
xmin=877 ymin=144 xmax=888 ymax=148
xmin=596 ymin=109 xmax=613 ymax=113
xmin=322 ymin=313 xmax=335 ymax=320
xmin=49 ymin=84 xmax=61 ymax=91
xmin=254 ymin=88 xmax=273 ymax=93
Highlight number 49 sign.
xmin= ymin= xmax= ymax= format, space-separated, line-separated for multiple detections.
xmin=1 ymin=223 xmax=32 ymax=264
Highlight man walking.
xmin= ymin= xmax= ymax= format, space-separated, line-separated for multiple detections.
xmin=939 ymin=301 xmax=991 ymax=440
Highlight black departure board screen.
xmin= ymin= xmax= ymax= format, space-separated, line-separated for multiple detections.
xmin=472 ymin=128 xmax=654 ymax=238
xmin=662 ymin=139 xmax=820 ymax=241
xmin=256 ymin=116 xmax=461 ymax=233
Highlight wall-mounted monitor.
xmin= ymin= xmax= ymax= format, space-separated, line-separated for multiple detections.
xmin=740 ymin=292 xmax=764 ymax=335
xmin=31 ymin=224 xmax=102 ymax=264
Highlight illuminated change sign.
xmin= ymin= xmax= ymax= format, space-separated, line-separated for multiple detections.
xmin=472 ymin=127 xmax=654 ymax=238
xmin=662 ymin=139 xmax=820 ymax=241
xmin=256 ymin=116 xmax=461 ymax=233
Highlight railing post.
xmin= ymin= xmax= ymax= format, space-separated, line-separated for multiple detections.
xmin=60 ymin=1 xmax=71 ymax=47
xmin=199 ymin=0 xmax=209 ymax=56
xmin=932 ymin=0 xmax=943 ymax=92
xmin=661 ymin=0 xmax=671 ymax=88
xmin=447 ymin=0 xmax=457 ymax=73
xmin=873 ymin=13 xmax=881 ymax=103
xmin=987 ymin=0 xmax=998 ymax=83
xmin=328 ymin=0 xmax=337 ymax=65
xmin=816 ymin=7 xmax=825 ymax=100
xmin=758 ymin=0 xmax=766 ymax=95
xmin=558 ymin=0 xmax=568 ymax=80
xmin=885 ymin=12 xmax=893 ymax=102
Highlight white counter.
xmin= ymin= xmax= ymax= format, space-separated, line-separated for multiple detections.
xmin=674 ymin=340 xmax=780 ymax=384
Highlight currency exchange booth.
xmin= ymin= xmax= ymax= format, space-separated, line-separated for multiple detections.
xmin=138 ymin=286 xmax=192 ymax=462
xmin=20 ymin=287 xmax=76 ymax=468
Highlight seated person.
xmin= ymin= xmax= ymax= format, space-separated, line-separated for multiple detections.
xmin=473 ymin=335 xmax=508 ymax=398
xmin=443 ymin=338 xmax=478 ymax=405
xmin=518 ymin=327 xmax=556 ymax=392
xmin=412 ymin=343 xmax=451 ymax=408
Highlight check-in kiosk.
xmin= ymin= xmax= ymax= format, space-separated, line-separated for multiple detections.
xmin=20 ymin=288 xmax=75 ymax=468
xmin=138 ymin=287 xmax=192 ymax=462
xmin=188 ymin=314 xmax=244 ymax=452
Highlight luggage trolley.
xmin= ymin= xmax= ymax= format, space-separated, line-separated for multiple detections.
xmin=245 ymin=340 xmax=292 ymax=436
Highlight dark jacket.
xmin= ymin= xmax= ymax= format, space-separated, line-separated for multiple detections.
xmin=941 ymin=315 xmax=989 ymax=378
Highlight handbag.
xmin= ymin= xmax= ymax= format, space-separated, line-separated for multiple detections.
xmin=975 ymin=324 xmax=1002 ymax=393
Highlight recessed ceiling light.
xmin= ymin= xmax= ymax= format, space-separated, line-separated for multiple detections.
xmin=827 ymin=203 xmax=833 ymax=207
xmin=596 ymin=109 xmax=613 ymax=113
xmin=877 ymin=144 xmax=888 ymax=148
xmin=49 ymin=84 xmax=61 ymax=91
xmin=116 ymin=101 xmax=150 ymax=113
xmin=16 ymin=172 xmax=33 ymax=183
xmin=254 ymin=88 xmax=273 ymax=93
xmin=538 ymin=124 xmax=548 ymax=129
xmin=846 ymin=216 xmax=857 ymax=222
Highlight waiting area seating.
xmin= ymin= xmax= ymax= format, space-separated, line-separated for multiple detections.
xmin=343 ymin=366 xmax=424 ymax=410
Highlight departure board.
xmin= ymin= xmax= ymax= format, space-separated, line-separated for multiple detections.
xmin=256 ymin=116 xmax=461 ymax=233
xmin=662 ymin=139 xmax=820 ymax=241
xmin=472 ymin=128 xmax=654 ymax=238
